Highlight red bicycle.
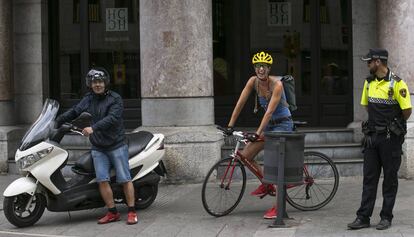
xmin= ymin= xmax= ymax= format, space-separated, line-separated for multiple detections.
xmin=201 ymin=126 xmax=339 ymax=217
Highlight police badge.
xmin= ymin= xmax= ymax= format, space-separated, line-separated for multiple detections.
xmin=399 ymin=88 xmax=407 ymax=98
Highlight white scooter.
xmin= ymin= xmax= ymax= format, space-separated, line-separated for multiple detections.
xmin=3 ymin=99 xmax=166 ymax=227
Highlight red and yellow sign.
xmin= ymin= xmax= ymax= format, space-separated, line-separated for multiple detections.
xmin=113 ymin=64 xmax=126 ymax=85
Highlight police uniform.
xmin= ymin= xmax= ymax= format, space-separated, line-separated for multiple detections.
xmin=357 ymin=51 xmax=412 ymax=222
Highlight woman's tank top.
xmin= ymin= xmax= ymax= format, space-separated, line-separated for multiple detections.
xmin=254 ymin=77 xmax=291 ymax=120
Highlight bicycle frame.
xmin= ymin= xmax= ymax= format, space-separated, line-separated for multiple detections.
xmin=202 ymin=128 xmax=339 ymax=217
xmin=224 ymin=136 xmax=313 ymax=191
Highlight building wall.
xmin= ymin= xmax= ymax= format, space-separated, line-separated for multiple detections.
xmin=0 ymin=0 xmax=48 ymax=173
xmin=351 ymin=0 xmax=377 ymax=125
xmin=14 ymin=0 xmax=49 ymax=124
xmin=1 ymin=0 xmax=414 ymax=177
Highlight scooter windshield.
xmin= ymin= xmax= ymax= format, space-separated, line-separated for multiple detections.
xmin=19 ymin=99 xmax=60 ymax=151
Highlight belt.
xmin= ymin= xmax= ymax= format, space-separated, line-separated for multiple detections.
xmin=366 ymin=126 xmax=387 ymax=135
xmin=269 ymin=116 xmax=292 ymax=125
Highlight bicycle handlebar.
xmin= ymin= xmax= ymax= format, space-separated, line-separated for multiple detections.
xmin=217 ymin=126 xmax=263 ymax=142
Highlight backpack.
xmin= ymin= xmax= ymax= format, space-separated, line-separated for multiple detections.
xmin=280 ymin=75 xmax=297 ymax=111
xmin=254 ymin=75 xmax=297 ymax=113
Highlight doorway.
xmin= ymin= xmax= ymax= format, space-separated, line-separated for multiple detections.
xmin=213 ymin=0 xmax=353 ymax=127
xmin=49 ymin=0 xmax=141 ymax=128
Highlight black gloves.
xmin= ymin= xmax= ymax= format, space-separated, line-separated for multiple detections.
xmin=217 ymin=126 xmax=234 ymax=136
xmin=223 ymin=126 xmax=234 ymax=136
xmin=246 ymin=133 xmax=259 ymax=142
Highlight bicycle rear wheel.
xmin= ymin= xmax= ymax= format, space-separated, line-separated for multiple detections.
xmin=201 ymin=157 xmax=246 ymax=217
xmin=286 ymin=151 xmax=339 ymax=211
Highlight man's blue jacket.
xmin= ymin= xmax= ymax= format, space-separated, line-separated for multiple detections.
xmin=56 ymin=90 xmax=125 ymax=151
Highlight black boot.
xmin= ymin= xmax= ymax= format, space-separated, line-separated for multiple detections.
xmin=376 ymin=219 xmax=391 ymax=230
xmin=347 ymin=217 xmax=370 ymax=230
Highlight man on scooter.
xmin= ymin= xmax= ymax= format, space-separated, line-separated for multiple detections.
xmin=56 ymin=67 xmax=138 ymax=225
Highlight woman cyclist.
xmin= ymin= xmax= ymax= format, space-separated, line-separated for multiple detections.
xmin=225 ymin=51 xmax=293 ymax=219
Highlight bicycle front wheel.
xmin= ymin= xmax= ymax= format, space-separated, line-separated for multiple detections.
xmin=201 ymin=157 xmax=246 ymax=217
xmin=286 ymin=151 xmax=339 ymax=211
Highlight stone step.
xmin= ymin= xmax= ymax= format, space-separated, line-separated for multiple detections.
xmin=220 ymin=157 xmax=363 ymax=182
xmin=300 ymin=128 xmax=355 ymax=145
xmin=304 ymin=143 xmax=363 ymax=160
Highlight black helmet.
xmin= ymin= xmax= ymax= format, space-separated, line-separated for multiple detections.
xmin=85 ymin=67 xmax=110 ymax=87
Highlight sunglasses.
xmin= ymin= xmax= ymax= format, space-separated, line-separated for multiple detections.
xmin=367 ymin=59 xmax=379 ymax=65
xmin=254 ymin=63 xmax=270 ymax=69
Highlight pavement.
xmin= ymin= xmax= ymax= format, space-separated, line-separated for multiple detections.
xmin=0 ymin=174 xmax=413 ymax=237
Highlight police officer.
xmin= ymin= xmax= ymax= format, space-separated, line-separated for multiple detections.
xmin=348 ymin=49 xmax=412 ymax=230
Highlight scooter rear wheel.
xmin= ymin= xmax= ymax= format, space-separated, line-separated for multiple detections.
xmin=3 ymin=193 xmax=46 ymax=228
xmin=135 ymin=183 xmax=158 ymax=209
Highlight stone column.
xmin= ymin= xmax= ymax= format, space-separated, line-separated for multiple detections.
xmin=139 ymin=0 xmax=223 ymax=183
xmin=348 ymin=0 xmax=377 ymax=141
xmin=378 ymin=0 xmax=414 ymax=178
xmin=0 ymin=0 xmax=16 ymax=173
xmin=0 ymin=0 xmax=14 ymax=125
xmin=0 ymin=0 xmax=48 ymax=173
xmin=14 ymin=0 xmax=48 ymax=124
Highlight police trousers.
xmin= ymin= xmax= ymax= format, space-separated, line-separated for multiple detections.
xmin=356 ymin=132 xmax=403 ymax=221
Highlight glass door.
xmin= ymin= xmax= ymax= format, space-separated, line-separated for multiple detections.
xmin=49 ymin=0 xmax=141 ymax=128
xmin=213 ymin=0 xmax=353 ymax=127
xmin=318 ymin=0 xmax=353 ymax=126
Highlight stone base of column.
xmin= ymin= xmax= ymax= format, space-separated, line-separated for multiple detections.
xmin=400 ymin=121 xmax=414 ymax=178
xmin=0 ymin=102 xmax=15 ymax=125
xmin=0 ymin=126 xmax=27 ymax=173
xmin=400 ymin=95 xmax=414 ymax=178
xmin=134 ymin=125 xmax=224 ymax=183
xmin=348 ymin=118 xmax=414 ymax=179
xmin=347 ymin=121 xmax=363 ymax=143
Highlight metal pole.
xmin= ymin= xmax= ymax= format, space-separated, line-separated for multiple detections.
xmin=269 ymin=137 xmax=287 ymax=227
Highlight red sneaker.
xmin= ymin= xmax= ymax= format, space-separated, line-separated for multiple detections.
xmin=98 ymin=212 xmax=121 ymax=224
xmin=126 ymin=211 xmax=138 ymax=225
xmin=263 ymin=206 xmax=278 ymax=219
xmin=250 ymin=184 xmax=276 ymax=196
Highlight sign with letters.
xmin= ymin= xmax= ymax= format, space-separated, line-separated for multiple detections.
xmin=106 ymin=8 xmax=128 ymax=31
xmin=268 ymin=1 xmax=291 ymax=26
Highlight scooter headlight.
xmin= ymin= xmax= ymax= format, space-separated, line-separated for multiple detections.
xmin=17 ymin=147 xmax=53 ymax=170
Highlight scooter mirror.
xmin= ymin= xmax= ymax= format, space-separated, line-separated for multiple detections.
xmin=71 ymin=112 xmax=92 ymax=129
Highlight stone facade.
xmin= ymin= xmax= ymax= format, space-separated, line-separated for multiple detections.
xmin=348 ymin=0 xmax=377 ymax=141
xmin=0 ymin=0 xmax=14 ymax=125
xmin=0 ymin=0 xmax=48 ymax=172
xmin=139 ymin=0 xmax=223 ymax=182
xmin=1 ymin=0 xmax=414 ymax=180
xmin=377 ymin=0 xmax=414 ymax=178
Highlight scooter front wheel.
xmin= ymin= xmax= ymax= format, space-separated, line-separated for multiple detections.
xmin=3 ymin=193 xmax=46 ymax=228
xmin=135 ymin=183 xmax=158 ymax=210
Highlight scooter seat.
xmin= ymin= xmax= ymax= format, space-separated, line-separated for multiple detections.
xmin=72 ymin=152 xmax=94 ymax=175
xmin=126 ymin=131 xmax=154 ymax=157
xmin=72 ymin=131 xmax=154 ymax=175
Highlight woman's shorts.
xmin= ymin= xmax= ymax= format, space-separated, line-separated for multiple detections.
xmin=265 ymin=119 xmax=294 ymax=132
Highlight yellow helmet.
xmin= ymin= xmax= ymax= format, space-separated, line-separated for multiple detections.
xmin=252 ymin=51 xmax=273 ymax=65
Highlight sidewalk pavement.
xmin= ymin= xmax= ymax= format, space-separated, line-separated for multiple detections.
xmin=0 ymin=174 xmax=413 ymax=237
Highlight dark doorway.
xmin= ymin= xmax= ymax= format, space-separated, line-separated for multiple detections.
xmin=213 ymin=0 xmax=353 ymax=127
xmin=49 ymin=0 xmax=141 ymax=128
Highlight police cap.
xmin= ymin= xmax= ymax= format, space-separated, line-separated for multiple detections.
xmin=361 ymin=48 xmax=388 ymax=61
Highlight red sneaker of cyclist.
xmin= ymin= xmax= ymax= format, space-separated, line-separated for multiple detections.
xmin=263 ymin=206 xmax=277 ymax=219
xmin=126 ymin=211 xmax=138 ymax=225
xmin=250 ymin=183 xmax=276 ymax=196
xmin=98 ymin=211 xmax=121 ymax=224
